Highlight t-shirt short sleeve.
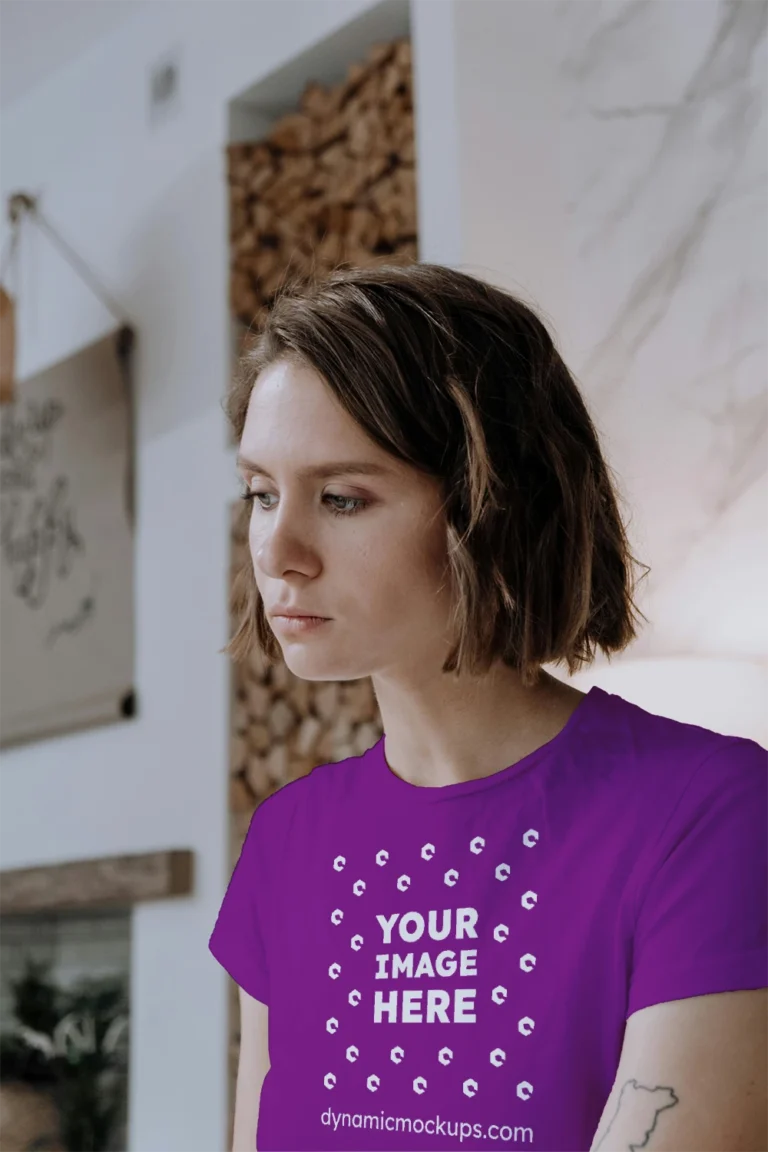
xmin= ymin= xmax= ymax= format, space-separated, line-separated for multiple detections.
xmin=209 ymin=802 xmax=273 ymax=1006
xmin=627 ymin=735 xmax=768 ymax=1019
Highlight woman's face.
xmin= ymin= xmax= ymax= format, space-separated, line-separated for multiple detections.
xmin=237 ymin=357 xmax=455 ymax=683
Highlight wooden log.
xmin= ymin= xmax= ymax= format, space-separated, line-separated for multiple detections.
xmin=347 ymin=112 xmax=379 ymax=159
xmin=353 ymin=721 xmax=382 ymax=756
xmin=267 ymin=741 xmax=288 ymax=782
xmin=346 ymin=206 xmax=382 ymax=249
xmin=300 ymin=80 xmax=342 ymax=121
xmin=270 ymin=660 xmax=292 ymax=692
xmin=314 ymin=681 xmax=340 ymax=721
xmin=244 ymin=754 xmax=271 ymax=800
xmin=247 ymin=721 xmax=271 ymax=755
xmin=231 ymin=734 xmax=248 ymax=771
xmin=246 ymin=681 xmax=270 ymax=720
xmin=246 ymin=167 xmax=275 ymax=197
xmin=1 ymin=850 xmax=194 ymax=915
xmin=314 ymin=112 xmax=348 ymax=151
xmin=270 ymin=698 xmax=297 ymax=741
xmin=316 ymin=231 xmax=344 ymax=265
xmin=268 ymin=111 xmax=316 ymax=152
xmin=295 ymin=714 xmax=323 ymax=757
xmin=365 ymin=40 xmax=397 ymax=71
xmin=230 ymin=774 xmax=255 ymax=812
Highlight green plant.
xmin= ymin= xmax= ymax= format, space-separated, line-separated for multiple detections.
xmin=0 ymin=956 xmax=129 ymax=1151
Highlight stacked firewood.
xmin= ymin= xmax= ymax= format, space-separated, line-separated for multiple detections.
xmin=227 ymin=37 xmax=418 ymax=328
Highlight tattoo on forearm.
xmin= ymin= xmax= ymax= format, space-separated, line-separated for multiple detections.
xmin=593 ymin=1079 xmax=680 ymax=1151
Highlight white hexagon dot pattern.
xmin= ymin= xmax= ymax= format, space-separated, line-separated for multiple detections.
xmin=325 ymin=826 xmax=544 ymax=1106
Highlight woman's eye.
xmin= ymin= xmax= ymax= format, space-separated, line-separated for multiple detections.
xmin=325 ymin=495 xmax=368 ymax=517
xmin=239 ymin=490 xmax=274 ymax=508
xmin=239 ymin=490 xmax=368 ymax=517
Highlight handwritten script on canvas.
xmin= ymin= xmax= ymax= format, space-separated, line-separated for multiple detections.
xmin=0 ymin=330 xmax=134 ymax=746
xmin=0 ymin=398 xmax=92 ymax=636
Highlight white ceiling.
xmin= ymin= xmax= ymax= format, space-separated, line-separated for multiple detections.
xmin=0 ymin=0 xmax=150 ymax=110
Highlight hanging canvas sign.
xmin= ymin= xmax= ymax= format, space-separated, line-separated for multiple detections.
xmin=0 ymin=326 xmax=136 ymax=747
xmin=0 ymin=286 xmax=15 ymax=404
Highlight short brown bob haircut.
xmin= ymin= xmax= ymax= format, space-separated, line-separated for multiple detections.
xmin=223 ymin=262 xmax=648 ymax=687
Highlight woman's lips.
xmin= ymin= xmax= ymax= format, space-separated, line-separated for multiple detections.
xmin=272 ymin=615 xmax=330 ymax=634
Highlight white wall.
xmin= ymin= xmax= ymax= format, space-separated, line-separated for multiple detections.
xmin=396 ymin=0 xmax=767 ymax=729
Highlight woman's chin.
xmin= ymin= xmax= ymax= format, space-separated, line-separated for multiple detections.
xmin=280 ymin=651 xmax=352 ymax=682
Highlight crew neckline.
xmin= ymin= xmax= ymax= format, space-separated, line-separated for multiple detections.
xmin=367 ymin=685 xmax=606 ymax=803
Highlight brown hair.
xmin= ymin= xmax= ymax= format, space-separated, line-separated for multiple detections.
xmin=222 ymin=262 xmax=648 ymax=687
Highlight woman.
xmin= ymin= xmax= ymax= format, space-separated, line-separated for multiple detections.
xmin=209 ymin=263 xmax=767 ymax=1152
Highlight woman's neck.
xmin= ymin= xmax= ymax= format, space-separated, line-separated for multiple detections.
xmin=371 ymin=663 xmax=587 ymax=789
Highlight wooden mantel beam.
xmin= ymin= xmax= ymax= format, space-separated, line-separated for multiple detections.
xmin=0 ymin=849 xmax=194 ymax=915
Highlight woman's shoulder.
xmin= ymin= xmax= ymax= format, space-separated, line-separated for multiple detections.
xmin=578 ymin=690 xmax=767 ymax=830
xmin=253 ymin=748 xmax=369 ymax=827
xmin=586 ymin=686 xmax=765 ymax=766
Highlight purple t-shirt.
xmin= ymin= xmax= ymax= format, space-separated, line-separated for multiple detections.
xmin=209 ymin=686 xmax=768 ymax=1151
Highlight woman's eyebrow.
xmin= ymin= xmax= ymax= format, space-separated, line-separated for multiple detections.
xmin=235 ymin=455 xmax=393 ymax=480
